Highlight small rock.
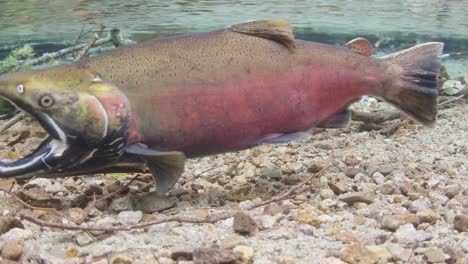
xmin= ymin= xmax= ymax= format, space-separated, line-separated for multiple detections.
xmin=0 ymin=216 xmax=24 ymax=235
xmin=338 ymin=192 xmax=374 ymax=205
xmin=428 ymin=192 xmax=449 ymax=207
xmin=158 ymin=257 xmax=175 ymax=264
xmin=192 ymin=248 xmax=237 ymax=264
xmin=282 ymin=174 xmax=301 ymax=185
xmin=257 ymin=215 xmax=276 ymax=230
xmin=320 ymin=188 xmax=335 ymax=199
xmin=409 ymin=198 xmax=430 ymax=213
xmin=372 ymin=172 xmax=385 ymax=185
xmin=386 ymin=243 xmax=412 ymax=262
xmin=366 ymin=246 xmax=392 ymax=262
xmin=0 ymin=228 xmax=33 ymax=242
xmin=444 ymin=184 xmax=461 ymax=199
xmin=234 ymin=174 xmax=248 ymax=185
xmin=398 ymin=214 xmax=421 ymax=226
xmin=117 ymin=211 xmax=143 ymax=225
xmin=416 ymin=208 xmax=439 ymax=224
xmin=133 ymin=191 xmax=177 ymax=213
xmin=1 ymin=239 xmax=23 ymax=261
xmin=109 ymin=194 xmax=134 ymax=212
xmin=454 ymin=215 xmax=468 ymax=232
xmin=110 ymin=254 xmax=133 ymax=264
xmin=24 ymin=178 xmax=52 ymax=189
xmin=381 ymin=215 xmax=400 ymax=231
xmin=339 ymin=243 xmax=379 ymax=264
xmin=395 ymin=224 xmax=432 ymax=245
xmin=328 ymin=181 xmax=347 ymax=195
xmin=380 ymin=181 xmax=396 ymax=195
xmin=233 ymin=245 xmax=254 ymax=264
xmin=353 ymin=202 xmax=367 ymax=210
xmin=296 ymin=222 xmax=315 ymax=236
xmin=293 ymin=205 xmax=322 ymax=227
xmin=424 ymin=247 xmax=446 ymax=263
xmin=221 ymin=234 xmax=247 ymax=249
xmin=276 ymin=256 xmax=296 ymax=264
xmin=74 ymin=232 xmax=96 ymax=246
xmin=344 ymin=167 xmax=363 ymax=178
xmin=442 ymin=80 xmax=465 ymax=95
xmin=323 ymin=257 xmax=347 ymax=264
xmin=83 ymin=184 xmax=104 ymax=196
xmin=233 ymin=212 xmax=257 ymax=235
xmin=263 ymin=202 xmax=285 ymax=216
xmin=260 ymin=167 xmax=282 ymax=180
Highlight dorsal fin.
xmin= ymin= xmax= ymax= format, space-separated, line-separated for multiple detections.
xmin=345 ymin=37 xmax=373 ymax=56
xmin=228 ymin=19 xmax=296 ymax=49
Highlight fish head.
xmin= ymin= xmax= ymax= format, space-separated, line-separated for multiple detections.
xmin=0 ymin=66 xmax=131 ymax=178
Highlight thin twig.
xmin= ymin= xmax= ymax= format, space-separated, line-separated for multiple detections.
xmin=74 ymin=24 xmax=105 ymax=62
xmin=18 ymin=166 xmax=330 ymax=232
xmin=0 ymin=112 xmax=26 ymax=133
xmin=0 ymin=187 xmax=81 ymax=225
xmin=95 ymin=174 xmax=141 ymax=203
xmin=438 ymin=94 xmax=466 ymax=106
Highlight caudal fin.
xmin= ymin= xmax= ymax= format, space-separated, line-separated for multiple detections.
xmin=382 ymin=42 xmax=444 ymax=126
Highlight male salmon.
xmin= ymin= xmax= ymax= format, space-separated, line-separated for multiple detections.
xmin=0 ymin=20 xmax=443 ymax=192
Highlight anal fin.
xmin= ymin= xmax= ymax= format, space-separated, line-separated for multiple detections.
xmin=125 ymin=143 xmax=185 ymax=194
xmin=257 ymin=131 xmax=311 ymax=145
xmin=318 ymin=110 xmax=351 ymax=128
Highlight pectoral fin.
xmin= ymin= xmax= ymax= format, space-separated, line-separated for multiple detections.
xmin=318 ymin=109 xmax=351 ymax=128
xmin=125 ymin=144 xmax=185 ymax=194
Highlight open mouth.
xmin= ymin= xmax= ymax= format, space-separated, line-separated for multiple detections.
xmin=0 ymin=108 xmax=69 ymax=178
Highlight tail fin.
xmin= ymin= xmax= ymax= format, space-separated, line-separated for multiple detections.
xmin=381 ymin=42 xmax=444 ymax=126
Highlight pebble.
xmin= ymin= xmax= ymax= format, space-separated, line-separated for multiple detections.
xmin=134 ymin=191 xmax=177 ymax=213
xmin=296 ymin=222 xmax=315 ymax=236
xmin=394 ymin=224 xmax=432 ymax=245
xmin=110 ymin=254 xmax=133 ymax=264
xmin=0 ymin=228 xmax=33 ymax=242
xmin=109 ymin=194 xmax=134 ymax=212
xmin=260 ymin=167 xmax=282 ymax=180
xmin=344 ymin=167 xmax=363 ymax=178
xmin=221 ymin=234 xmax=247 ymax=249
xmin=117 ymin=211 xmax=143 ymax=225
xmin=282 ymin=174 xmax=301 ymax=185
xmin=83 ymin=183 xmax=104 ymax=196
xmin=339 ymin=243 xmax=379 ymax=264
xmin=323 ymin=257 xmax=347 ymax=264
xmin=233 ymin=245 xmax=254 ymax=264
xmin=158 ymin=257 xmax=175 ymax=264
xmin=74 ymin=232 xmax=96 ymax=246
xmin=386 ymin=243 xmax=412 ymax=262
xmin=328 ymin=181 xmax=347 ymax=195
xmin=192 ymin=247 xmax=237 ymax=264
xmin=233 ymin=212 xmax=257 ymax=235
xmin=366 ymin=246 xmax=392 ymax=262
xmin=276 ymin=256 xmax=296 ymax=264
xmin=444 ymin=184 xmax=461 ymax=199
xmin=416 ymin=208 xmax=439 ymax=224
xmin=380 ymin=181 xmax=396 ymax=195
xmin=428 ymin=192 xmax=449 ymax=207
xmin=319 ymin=188 xmax=335 ymax=199
xmin=0 ymin=216 xmax=24 ymax=235
xmin=409 ymin=198 xmax=430 ymax=213
xmin=372 ymin=172 xmax=385 ymax=185
xmin=381 ymin=215 xmax=400 ymax=231
xmin=423 ymin=247 xmax=446 ymax=263
xmin=257 ymin=215 xmax=276 ymax=230
xmin=338 ymin=192 xmax=374 ymax=205
xmin=234 ymin=174 xmax=248 ymax=185
xmin=453 ymin=215 xmax=468 ymax=232
xmin=263 ymin=202 xmax=285 ymax=216
xmin=0 ymin=239 xmax=23 ymax=261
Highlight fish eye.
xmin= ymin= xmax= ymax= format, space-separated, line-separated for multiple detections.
xmin=16 ymin=84 xmax=25 ymax=94
xmin=39 ymin=95 xmax=54 ymax=107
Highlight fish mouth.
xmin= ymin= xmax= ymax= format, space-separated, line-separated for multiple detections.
xmin=0 ymin=108 xmax=72 ymax=178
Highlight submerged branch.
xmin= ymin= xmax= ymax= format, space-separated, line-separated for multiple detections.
xmin=9 ymin=166 xmax=330 ymax=232
xmin=74 ymin=24 xmax=106 ymax=61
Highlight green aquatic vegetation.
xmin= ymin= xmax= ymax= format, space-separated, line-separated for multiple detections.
xmin=0 ymin=44 xmax=35 ymax=74
xmin=0 ymin=45 xmax=36 ymax=116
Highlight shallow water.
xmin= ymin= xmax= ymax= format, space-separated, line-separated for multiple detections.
xmin=0 ymin=0 xmax=467 ymax=76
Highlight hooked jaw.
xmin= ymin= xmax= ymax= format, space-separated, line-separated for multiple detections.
xmin=0 ymin=70 xmax=132 ymax=179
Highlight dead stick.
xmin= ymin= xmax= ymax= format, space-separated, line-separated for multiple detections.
xmin=0 ymin=112 xmax=26 ymax=133
xmin=0 ymin=187 xmax=81 ymax=225
xmin=74 ymin=25 xmax=105 ymax=62
xmin=23 ymin=28 xmax=121 ymax=67
xmin=19 ymin=166 xmax=329 ymax=232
